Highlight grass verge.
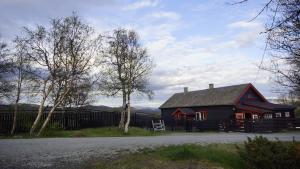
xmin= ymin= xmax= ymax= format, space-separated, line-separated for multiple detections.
xmin=88 ymin=144 xmax=244 ymax=169
xmin=0 ymin=127 xmax=167 ymax=138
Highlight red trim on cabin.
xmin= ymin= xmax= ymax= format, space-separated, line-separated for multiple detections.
xmin=235 ymin=112 xmax=245 ymax=119
xmin=171 ymin=108 xmax=183 ymax=116
xmin=234 ymin=84 xmax=251 ymax=104
xmin=195 ymin=109 xmax=208 ymax=112
xmin=234 ymin=83 xmax=268 ymax=105
xmin=172 ymin=109 xmax=183 ymax=120
xmin=172 ymin=108 xmax=196 ymax=120
xmin=236 ymin=104 xmax=270 ymax=114
xmin=237 ymin=107 xmax=264 ymax=114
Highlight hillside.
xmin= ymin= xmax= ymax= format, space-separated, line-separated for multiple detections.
xmin=0 ymin=104 xmax=161 ymax=115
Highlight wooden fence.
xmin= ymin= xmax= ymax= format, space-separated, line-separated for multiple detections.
xmin=167 ymin=118 xmax=300 ymax=133
xmin=0 ymin=109 xmax=159 ymax=134
xmin=3 ymin=110 xmax=298 ymax=134
xmin=242 ymin=118 xmax=299 ymax=132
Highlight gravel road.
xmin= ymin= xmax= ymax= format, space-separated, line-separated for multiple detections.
xmin=0 ymin=132 xmax=299 ymax=169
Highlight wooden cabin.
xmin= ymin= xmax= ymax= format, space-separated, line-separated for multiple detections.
xmin=159 ymin=83 xmax=296 ymax=131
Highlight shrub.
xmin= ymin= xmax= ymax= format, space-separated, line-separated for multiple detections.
xmin=238 ymin=136 xmax=300 ymax=169
xmin=295 ymin=107 xmax=300 ymax=118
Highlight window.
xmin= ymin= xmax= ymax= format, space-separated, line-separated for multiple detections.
xmin=195 ymin=112 xmax=200 ymax=121
xmin=195 ymin=112 xmax=207 ymax=121
xmin=264 ymin=114 xmax=273 ymax=119
xmin=235 ymin=113 xmax=245 ymax=120
xmin=252 ymin=114 xmax=259 ymax=119
xmin=175 ymin=113 xmax=181 ymax=120
xmin=285 ymin=112 xmax=290 ymax=117
xmin=275 ymin=112 xmax=282 ymax=118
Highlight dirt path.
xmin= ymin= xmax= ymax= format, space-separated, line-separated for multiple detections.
xmin=0 ymin=132 xmax=299 ymax=169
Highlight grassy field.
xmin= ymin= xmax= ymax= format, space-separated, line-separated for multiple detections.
xmin=1 ymin=127 xmax=166 ymax=138
xmin=88 ymin=144 xmax=244 ymax=169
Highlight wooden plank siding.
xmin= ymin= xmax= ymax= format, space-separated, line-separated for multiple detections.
xmin=161 ymin=105 xmax=235 ymax=130
xmin=164 ymin=117 xmax=300 ymax=133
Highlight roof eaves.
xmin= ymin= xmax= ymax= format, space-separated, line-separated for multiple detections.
xmin=160 ymin=104 xmax=235 ymax=109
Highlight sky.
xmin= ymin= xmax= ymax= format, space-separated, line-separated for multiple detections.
xmin=0 ymin=0 xmax=282 ymax=107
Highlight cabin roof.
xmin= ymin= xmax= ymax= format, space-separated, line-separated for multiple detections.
xmin=159 ymin=83 xmax=250 ymax=109
xmin=241 ymin=101 xmax=296 ymax=111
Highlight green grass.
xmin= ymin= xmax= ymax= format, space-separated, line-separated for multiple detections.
xmin=88 ymin=144 xmax=244 ymax=169
xmin=0 ymin=127 xmax=167 ymax=138
xmin=42 ymin=127 xmax=165 ymax=137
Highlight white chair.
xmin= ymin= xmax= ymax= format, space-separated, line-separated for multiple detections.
xmin=152 ymin=120 xmax=165 ymax=131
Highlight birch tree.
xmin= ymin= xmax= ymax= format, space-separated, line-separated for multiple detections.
xmin=122 ymin=30 xmax=153 ymax=133
xmin=18 ymin=14 xmax=102 ymax=136
xmin=60 ymin=78 xmax=93 ymax=107
xmin=0 ymin=37 xmax=14 ymax=100
xmin=101 ymin=28 xmax=130 ymax=129
xmin=101 ymin=29 xmax=153 ymax=132
xmin=10 ymin=37 xmax=35 ymax=135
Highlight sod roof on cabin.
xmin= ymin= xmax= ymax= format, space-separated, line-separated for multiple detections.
xmin=159 ymin=83 xmax=250 ymax=109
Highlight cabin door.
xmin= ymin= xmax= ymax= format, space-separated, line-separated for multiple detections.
xmin=245 ymin=113 xmax=252 ymax=120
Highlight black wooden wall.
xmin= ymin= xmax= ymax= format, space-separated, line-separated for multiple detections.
xmin=161 ymin=105 xmax=235 ymax=128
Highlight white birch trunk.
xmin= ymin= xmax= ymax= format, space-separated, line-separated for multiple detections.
xmin=119 ymin=90 xmax=126 ymax=129
xmin=36 ymin=102 xmax=60 ymax=136
xmin=37 ymin=88 xmax=70 ymax=136
xmin=30 ymin=81 xmax=51 ymax=136
xmin=124 ymin=94 xmax=131 ymax=133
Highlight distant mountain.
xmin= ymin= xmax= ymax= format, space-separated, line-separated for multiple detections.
xmin=83 ymin=105 xmax=115 ymax=112
xmin=85 ymin=105 xmax=160 ymax=115
xmin=133 ymin=106 xmax=160 ymax=114
xmin=0 ymin=104 xmax=161 ymax=115
xmin=0 ymin=103 xmax=39 ymax=111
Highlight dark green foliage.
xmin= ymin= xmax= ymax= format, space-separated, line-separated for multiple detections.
xmin=238 ymin=136 xmax=300 ymax=169
xmin=161 ymin=145 xmax=199 ymax=160
xmin=89 ymin=144 xmax=244 ymax=169
xmin=153 ymin=144 xmax=244 ymax=169
xmin=295 ymin=107 xmax=300 ymax=118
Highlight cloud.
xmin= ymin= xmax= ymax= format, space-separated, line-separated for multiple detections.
xmin=151 ymin=11 xmax=180 ymax=20
xmin=217 ymin=31 xmax=261 ymax=49
xmin=123 ymin=0 xmax=158 ymax=10
xmin=235 ymin=31 xmax=260 ymax=47
xmin=140 ymin=18 xmax=271 ymax=107
xmin=227 ymin=20 xmax=263 ymax=30
xmin=0 ymin=0 xmax=279 ymax=107
xmin=0 ymin=0 xmax=118 ymax=39
xmin=221 ymin=20 xmax=265 ymax=48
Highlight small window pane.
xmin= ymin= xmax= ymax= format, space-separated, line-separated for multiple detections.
xmin=275 ymin=112 xmax=281 ymax=118
xmin=202 ymin=112 xmax=208 ymax=120
xmin=285 ymin=112 xmax=290 ymax=117
xmin=264 ymin=114 xmax=272 ymax=119
xmin=195 ymin=112 xmax=201 ymax=121
xmin=252 ymin=114 xmax=258 ymax=119
xmin=195 ymin=112 xmax=207 ymax=121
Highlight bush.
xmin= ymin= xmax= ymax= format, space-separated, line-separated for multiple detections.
xmin=295 ymin=107 xmax=300 ymax=118
xmin=238 ymin=136 xmax=300 ymax=169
